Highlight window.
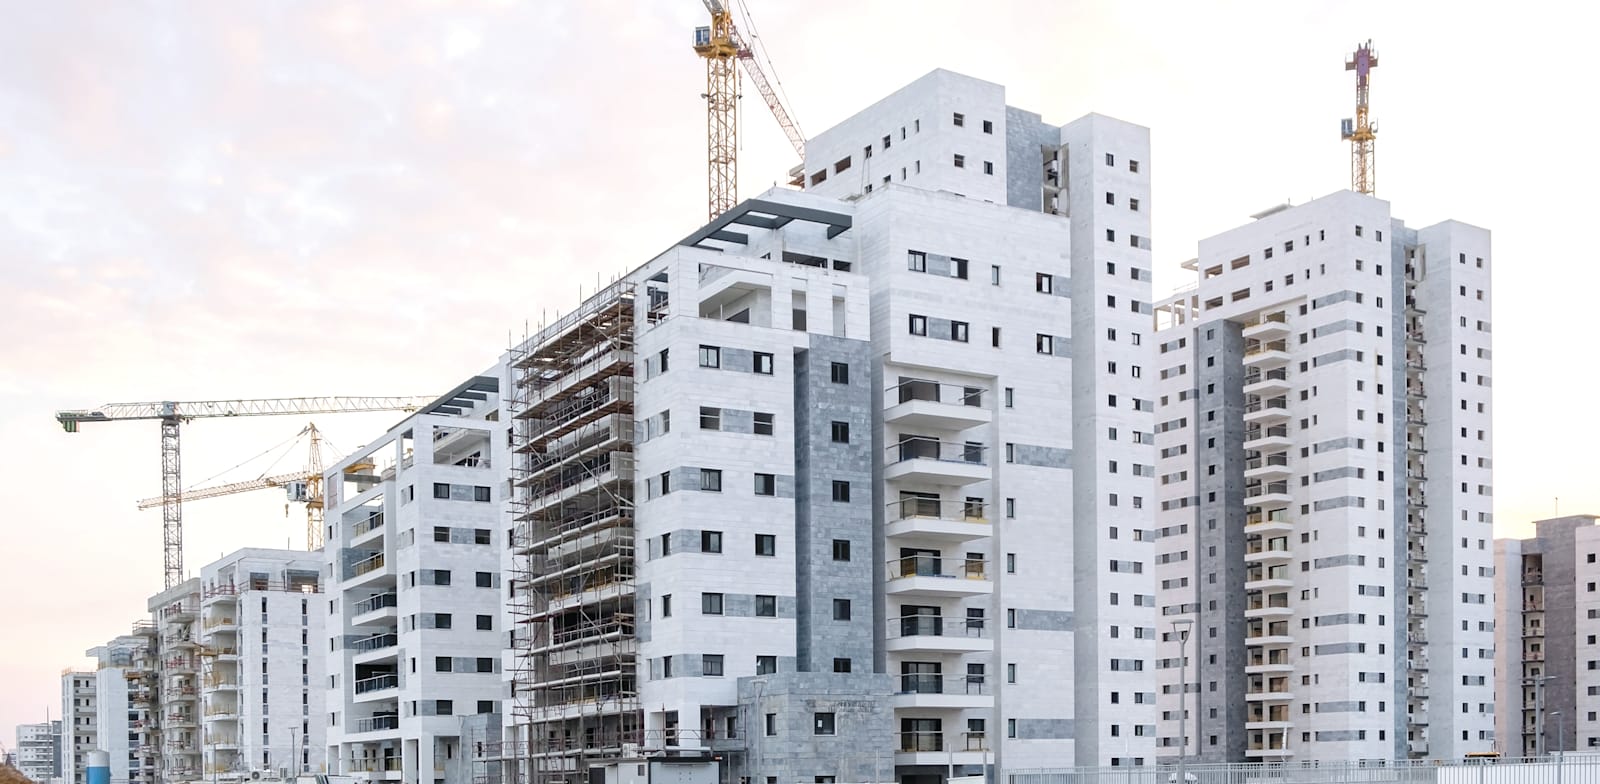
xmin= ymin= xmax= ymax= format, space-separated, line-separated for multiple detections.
xmin=1105 ymin=153 xmax=1114 ymax=166
xmin=661 ymin=595 xmax=672 ymax=617
xmin=1036 ymin=273 xmax=1054 ymax=293
xmin=1036 ymin=334 xmax=1054 ymax=354
xmin=832 ymin=539 xmax=852 ymax=561
xmin=700 ymin=469 xmax=722 ymax=492
xmin=831 ymin=480 xmax=851 ymax=502
xmin=757 ymin=656 xmax=777 ymax=676
xmin=477 ymin=614 xmax=493 ymax=630
xmin=833 ymin=599 xmax=852 ymax=621
xmin=754 ymin=412 xmax=774 ymax=436
xmin=474 ymin=528 xmax=491 ymax=544
xmin=951 ymin=257 xmax=969 ymax=279
xmin=754 ymin=352 xmax=774 ymax=375
xmin=436 ymin=656 xmax=453 ymax=672
xmin=700 ymin=406 xmax=721 ymax=430
xmin=908 ymin=250 xmax=927 ymax=271
xmin=814 ymin=713 xmax=836 ymax=735
xmin=701 ymin=530 xmax=723 ymax=553
xmin=433 ymin=483 xmax=450 ymax=500
xmin=755 ymin=534 xmax=776 ymax=556
xmin=983 ymin=161 xmax=994 ymax=175
xmin=909 ymin=314 xmax=927 ymax=336
xmin=474 ymin=485 xmax=491 ymax=502
xmin=831 ymin=421 xmax=850 ymax=443
xmin=833 ymin=658 xmax=852 ymax=673
xmin=754 ymin=474 xmax=776 ymax=497
xmin=982 ymin=119 xmax=993 ymax=134
xmin=830 ymin=362 xmax=849 ymax=384
xmin=755 ymin=595 xmax=777 ymax=617
xmin=476 ymin=571 xmax=493 ymax=588
xmin=953 ymin=154 xmax=966 ymax=169
xmin=702 ymin=655 xmax=724 ymax=677
xmin=950 ymin=321 xmax=968 ymax=342
xmin=702 ymin=593 xmax=725 ymax=615
xmin=953 ymin=112 xmax=965 ymax=127
xmin=698 ymin=345 xmax=720 ymax=368
xmin=432 ymin=569 xmax=452 ymax=585
xmin=1129 ymin=197 xmax=1140 ymax=211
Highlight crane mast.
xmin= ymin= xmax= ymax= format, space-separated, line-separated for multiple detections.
xmin=693 ymin=0 xmax=805 ymax=221
xmin=58 ymin=395 xmax=433 ymax=588
xmin=1342 ymin=40 xmax=1379 ymax=195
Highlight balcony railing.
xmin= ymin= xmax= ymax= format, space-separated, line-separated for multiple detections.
xmin=352 ymin=634 xmax=398 ymax=653
xmin=1244 ymin=454 xmax=1290 ymax=471
xmin=354 ymin=674 xmax=398 ymax=694
xmin=353 ymin=592 xmax=398 ymax=615
xmin=898 ymin=674 xmax=992 ymax=696
xmin=890 ymin=379 xmax=983 ymax=407
xmin=889 ymin=497 xmax=987 ymax=522
xmin=1244 ymin=398 xmax=1289 ymax=414
xmin=899 ymin=731 xmax=943 ymax=753
xmin=888 ymin=555 xmax=987 ymax=580
xmin=1244 ymin=425 xmax=1290 ymax=441
xmin=354 ymin=715 xmax=400 ymax=733
xmin=351 ymin=553 xmax=385 ymax=577
xmin=893 ymin=614 xmax=989 ymax=639
xmin=889 ymin=437 xmax=986 ymax=465
xmin=353 ymin=514 xmax=386 ymax=537
xmin=1245 ymin=340 xmax=1288 ymax=356
xmin=345 ymin=758 xmax=402 ymax=772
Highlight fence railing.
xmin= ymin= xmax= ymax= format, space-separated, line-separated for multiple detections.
xmin=1007 ymin=757 xmax=1600 ymax=784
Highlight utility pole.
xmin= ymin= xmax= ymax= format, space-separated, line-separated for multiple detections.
xmin=1173 ymin=618 xmax=1195 ymax=783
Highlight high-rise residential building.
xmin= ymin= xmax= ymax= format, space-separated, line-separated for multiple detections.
xmin=1150 ymin=191 xmax=1494 ymax=762
xmin=150 ymin=579 xmax=204 ymax=782
xmin=60 ymin=670 xmax=96 ymax=784
xmin=1494 ymin=514 xmax=1600 ymax=756
xmin=15 ymin=720 xmax=62 ymax=783
xmin=323 ymin=375 xmax=506 ymax=784
xmin=195 ymin=548 xmax=326 ymax=780
xmin=502 ymin=68 xmax=1158 ymax=784
xmin=85 ymin=633 xmax=156 ymax=784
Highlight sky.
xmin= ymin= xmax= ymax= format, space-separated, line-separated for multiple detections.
xmin=2 ymin=0 xmax=1596 ymax=746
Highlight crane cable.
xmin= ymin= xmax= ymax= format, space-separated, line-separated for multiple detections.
xmin=732 ymin=0 xmax=802 ymax=135
xmin=182 ymin=426 xmax=306 ymax=490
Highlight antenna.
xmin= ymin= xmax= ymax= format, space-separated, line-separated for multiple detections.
xmin=1341 ymin=40 xmax=1378 ymax=195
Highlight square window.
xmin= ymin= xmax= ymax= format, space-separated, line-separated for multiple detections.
xmin=701 ymin=530 xmax=723 ymax=553
xmin=830 ymin=362 xmax=849 ymax=384
xmin=832 ymin=599 xmax=851 ymax=621
xmin=909 ymin=314 xmax=927 ymax=336
xmin=831 ymin=421 xmax=850 ymax=443
xmin=832 ymin=539 xmax=851 ymax=561
xmin=953 ymin=154 xmax=965 ymax=169
xmin=702 ymin=654 xmax=724 ymax=676
xmin=831 ymin=480 xmax=851 ymax=502
xmin=757 ymin=656 xmax=777 ymax=676
xmin=908 ymin=250 xmax=927 ymax=271
xmin=432 ymin=483 xmax=450 ymax=500
xmin=476 ymin=614 xmax=493 ymax=631
xmin=814 ymin=713 xmax=836 ymax=735
xmin=754 ymin=474 xmax=777 ymax=497
xmin=433 ymin=526 xmax=450 ymax=543
xmin=701 ymin=593 xmax=725 ymax=615
xmin=476 ymin=571 xmax=493 ymax=588
xmin=953 ymin=113 xmax=964 ymax=127
xmin=699 ymin=468 xmax=722 ymax=492
xmin=833 ymin=658 xmax=852 ymax=673
xmin=753 ymin=352 xmax=774 ymax=375
xmin=983 ymin=160 xmax=994 ymax=175
xmin=755 ymin=534 xmax=776 ymax=557
xmin=755 ymin=595 xmax=777 ymax=617
xmin=754 ymin=412 xmax=774 ymax=436
xmin=981 ymin=119 xmax=993 ymax=134
xmin=700 ymin=406 xmax=721 ymax=430
xmin=698 ymin=345 xmax=720 ymax=368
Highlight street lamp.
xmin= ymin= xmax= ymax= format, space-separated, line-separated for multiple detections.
xmin=1172 ymin=618 xmax=1195 ymax=784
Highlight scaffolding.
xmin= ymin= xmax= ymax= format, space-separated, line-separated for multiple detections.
xmin=507 ymin=281 xmax=642 ymax=784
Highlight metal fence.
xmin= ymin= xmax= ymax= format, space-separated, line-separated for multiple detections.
xmin=1009 ymin=757 xmax=1600 ymax=784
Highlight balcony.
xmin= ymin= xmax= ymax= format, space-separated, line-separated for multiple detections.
xmin=354 ymin=674 xmax=399 ymax=699
xmin=1244 ymin=598 xmax=1294 ymax=620
xmin=1243 ymin=367 xmax=1291 ymax=397
xmin=1244 ymin=659 xmax=1295 ymax=675
xmin=885 ymin=438 xmax=988 ymax=486
xmin=1245 ymin=687 xmax=1294 ymax=702
xmin=885 ymin=556 xmax=992 ymax=598
xmin=885 ymin=498 xmax=991 ymax=542
xmin=1245 ymin=539 xmax=1293 ymax=565
xmin=344 ymin=758 xmax=403 ymax=773
xmin=894 ymin=732 xmax=990 ymax=768
xmin=1244 ymin=480 xmax=1292 ymax=509
xmin=886 ymin=615 xmax=993 ymax=654
xmin=352 ymin=513 xmax=386 ymax=542
xmin=351 ymin=633 xmax=399 ymax=662
xmin=1244 ymin=453 xmax=1292 ymax=481
xmin=351 ymin=592 xmax=399 ymax=626
xmin=1243 ymin=340 xmax=1290 ymax=369
xmin=893 ymin=675 xmax=993 ymax=710
xmin=1243 ymin=425 xmax=1292 ymax=451
xmin=202 ymin=615 xmax=236 ymax=631
xmin=1245 ymin=512 xmax=1294 ymax=536
xmin=1243 ymin=312 xmax=1290 ymax=340
xmin=1243 ymin=397 xmax=1291 ymax=425
xmin=353 ymin=715 xmax=401 ymax=734
xmin=884 ymin=379 xmax=992 ymax=431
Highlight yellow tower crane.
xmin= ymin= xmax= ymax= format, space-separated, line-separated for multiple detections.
xmin=1341 ymin=40 xmax=1379 ymax=195
xmin=56 ymin=396 xmax=433 ymax=588
xmin=692 ymin=0 xmax=805 ymax=220
xmin=133 ymin=423 xmax=334 ymax=552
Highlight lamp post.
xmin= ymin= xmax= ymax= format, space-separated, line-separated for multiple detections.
xmin=1172 ymin=618 xmax=1195 ymax=784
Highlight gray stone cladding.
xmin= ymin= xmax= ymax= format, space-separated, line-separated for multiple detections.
xmin=1195 ymin=320 xmax=1248 ymax=762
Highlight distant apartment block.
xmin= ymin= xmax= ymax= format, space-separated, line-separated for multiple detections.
xmin=14 ymin=720 xmax=62 ymax=783
xmin=1151 ymin=191 xmax=1494 ymax=761
xmin=1495 ymin=514 xmax=1600 ymax=755
xmin=323 ymin=376 xmax=507 ymax=784
xmin=85 ymin=633 xmax=156 ymax=784
xmin=60 ymin=670 xmax=96 ymax=784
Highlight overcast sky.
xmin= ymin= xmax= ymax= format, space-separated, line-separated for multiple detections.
xmin=2 ymin=0 xmax=1594 ymax=743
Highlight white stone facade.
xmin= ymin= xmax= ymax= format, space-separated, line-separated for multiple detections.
xmin=60 ymin=671 xmax=96 ymax=784
xmin=15 ymin=720 xmax=61 ymax=783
